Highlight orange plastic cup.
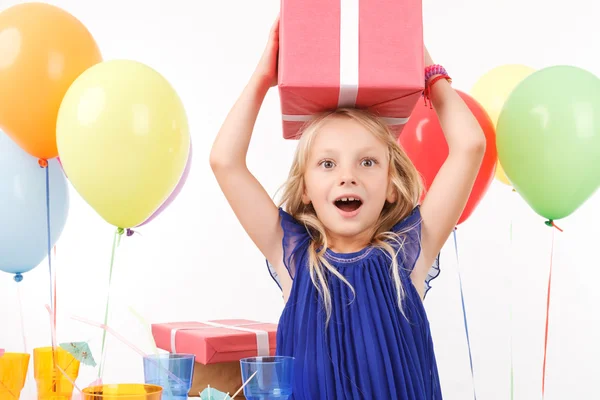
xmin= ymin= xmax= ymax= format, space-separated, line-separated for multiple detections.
xmin=82 ymin=384 xmax=162 ymax=399
xmin=33 ymin=347 xmax=80 ymax=400
xmin=0 ymin=352 xmax=30 ymax=400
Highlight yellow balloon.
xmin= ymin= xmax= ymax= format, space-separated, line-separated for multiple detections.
xmin=495 ymin=160 xmax=511 ymax=185
xmin=57 ymin=60 xmax=190 ymax=228
xmin=471 ymin=64 xmax=535 ymax=186
xmin=471 ymin=64 xmax=535 ymax=125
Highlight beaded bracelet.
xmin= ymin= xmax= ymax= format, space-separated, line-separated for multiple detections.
xmin=424 ymin=64 xmax=448 ymax=83
xmin=423 ymin=74 xmax=452 ymax=108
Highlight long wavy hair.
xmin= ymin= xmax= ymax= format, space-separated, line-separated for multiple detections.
xmin=278 ymin=108 xmax=424 ymax=323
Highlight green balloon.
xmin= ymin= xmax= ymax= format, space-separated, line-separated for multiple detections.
xmin=496 ymin=65 xmax=600 ymax=221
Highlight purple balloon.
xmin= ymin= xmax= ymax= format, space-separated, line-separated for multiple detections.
xmin=136 ymin=141 xmax=192 ymax=227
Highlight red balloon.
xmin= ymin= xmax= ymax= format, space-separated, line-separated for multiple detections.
xmin=399 ymin=90 xmax=497 ymax=225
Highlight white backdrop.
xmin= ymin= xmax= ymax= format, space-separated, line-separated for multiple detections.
xmin=1 ymin=0 xmax=599 ymax=399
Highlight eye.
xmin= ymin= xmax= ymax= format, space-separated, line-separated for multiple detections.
xmin=361 ymin=158 xmax=377 ymax=167
xmin=319 ymin=159 xmax=336 ymax=169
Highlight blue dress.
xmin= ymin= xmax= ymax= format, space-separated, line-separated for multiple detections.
xmin=267 ymin=206 xmax=442 ymax=399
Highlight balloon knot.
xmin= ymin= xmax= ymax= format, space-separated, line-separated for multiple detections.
xmin=38 ymin=159 xmax=48 ymax=168
xmin=117 ymin=227 xmax=125 ymax=235
xmin=14 ymin=273 xmax=23 ymax=283
xmin=126 ymin=228 xmax=135 ymax=237
xmin=545 ymin=220 xmax=564 ymax=232
xmin=511 ymin=188 xmax=516 ymax=193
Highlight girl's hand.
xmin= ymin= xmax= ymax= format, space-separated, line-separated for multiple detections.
xmin=252 ymin=16 xmax=280 ymax=88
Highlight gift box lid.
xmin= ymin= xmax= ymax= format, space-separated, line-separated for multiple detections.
xmin=151 ymin=319 xmax=278 ymax=365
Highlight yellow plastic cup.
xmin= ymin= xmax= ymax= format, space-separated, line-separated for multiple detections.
xmin=82 ymin=384 xmax=162 ymax=399
xmin=33 ymin=347 xmax=80 ymax=400
xmin=0 ymin=352 xmax=30 ymax=400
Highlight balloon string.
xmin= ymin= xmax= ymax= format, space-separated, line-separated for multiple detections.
xmin=509 ymin=213 xmax=514 ymax=400
xmin=98 ymin=228 xmax=124 ymax=378
xmin=16 ymin=282 xmax=27 ymax=354
xmin=53 ymin=245 xmax=57 ymax=344
xmin=541 ymin=229 xmax=556 ymax=399
xmin=43 ymin=305 xmax=82 ymax=395
xmin=16 ymin=282 xmax=35 ymax=399
xmin=452 ymin=229 xmax=477 ymax=400
xmin=43 ymin=163 xmax=58 ymax=381
xmin=44 ymin=165 xmax=54 ymax=329
xmin=16 ymin=282 xmax=36 ymax=400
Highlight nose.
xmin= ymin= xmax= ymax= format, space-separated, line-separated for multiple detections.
xmin=338 ymin=170 xmax=357 ymax=186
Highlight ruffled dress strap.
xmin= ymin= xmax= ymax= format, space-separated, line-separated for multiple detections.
xmin=391 ymin=205 xmax=441 ymax=298
xmin=266 ymin=208 xmax=311 ymax=290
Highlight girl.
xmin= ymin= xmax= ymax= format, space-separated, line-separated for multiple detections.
xmin=210 ymin=17 xmax=486 ymax=399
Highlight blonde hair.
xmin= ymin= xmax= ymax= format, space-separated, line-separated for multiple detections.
xmin=278 ymin=108 xmax=423 ymax=323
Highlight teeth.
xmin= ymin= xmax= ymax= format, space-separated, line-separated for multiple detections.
xmin=337 ymin=197 xmax=359 ymax=202
xmin=349 ymin=197 xmax=355 ymax=201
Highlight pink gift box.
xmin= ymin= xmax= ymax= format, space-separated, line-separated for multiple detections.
xmin=278 ymin=0 xmax=424 ymax=139
xmin=151 ymin=319 xmax=278 ymax=365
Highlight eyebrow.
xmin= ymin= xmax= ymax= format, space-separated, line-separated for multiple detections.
xmin=315 ymin=147 xmax=383 ymax=156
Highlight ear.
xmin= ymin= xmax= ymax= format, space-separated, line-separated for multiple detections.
xmin=302 ymin=191 xmax=311 ymax=205
xmin=386 ymin=185 xmax=397 ymax=204
xmin=301 ymin=178 xmax=311 ymax=204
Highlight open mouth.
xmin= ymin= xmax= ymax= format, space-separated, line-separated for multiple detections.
xmin=334 ymin=197 xmax=363 ymax=213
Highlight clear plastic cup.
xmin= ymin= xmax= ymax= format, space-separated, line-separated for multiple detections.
xmin=143 ymin=353 xmax=195 ymax=400
xmin=239 ymin=356 xmax=294 ymax=400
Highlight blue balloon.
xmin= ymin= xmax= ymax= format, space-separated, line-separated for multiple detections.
xmin=0 ymin=130 xmax=69 ymax=279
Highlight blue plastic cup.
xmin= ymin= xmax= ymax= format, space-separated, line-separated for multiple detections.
xmin=239 ymin=356 xmax=294 ymax=400
xmin=143 ymin=353 xmax=195 ymax=400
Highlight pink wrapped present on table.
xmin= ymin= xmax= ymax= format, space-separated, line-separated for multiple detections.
xmin=152 ymin=319 xmax=278 ymax=397
xmin=151 ymin=319 xmax=277 ymax=364
xmin=278 ymin=0 xmax=424 ymax=139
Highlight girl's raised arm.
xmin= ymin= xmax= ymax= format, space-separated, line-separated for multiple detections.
xmin=210 ymin=18 xmax=290 ymax=291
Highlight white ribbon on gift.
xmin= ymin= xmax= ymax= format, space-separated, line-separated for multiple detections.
xmin=338 ymin=0 xmax=360 ymax=108
xmin=282 ymin=0 xmax=410 ymax=127
xmin=170 ymin=322 xmax=270 ymax=357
